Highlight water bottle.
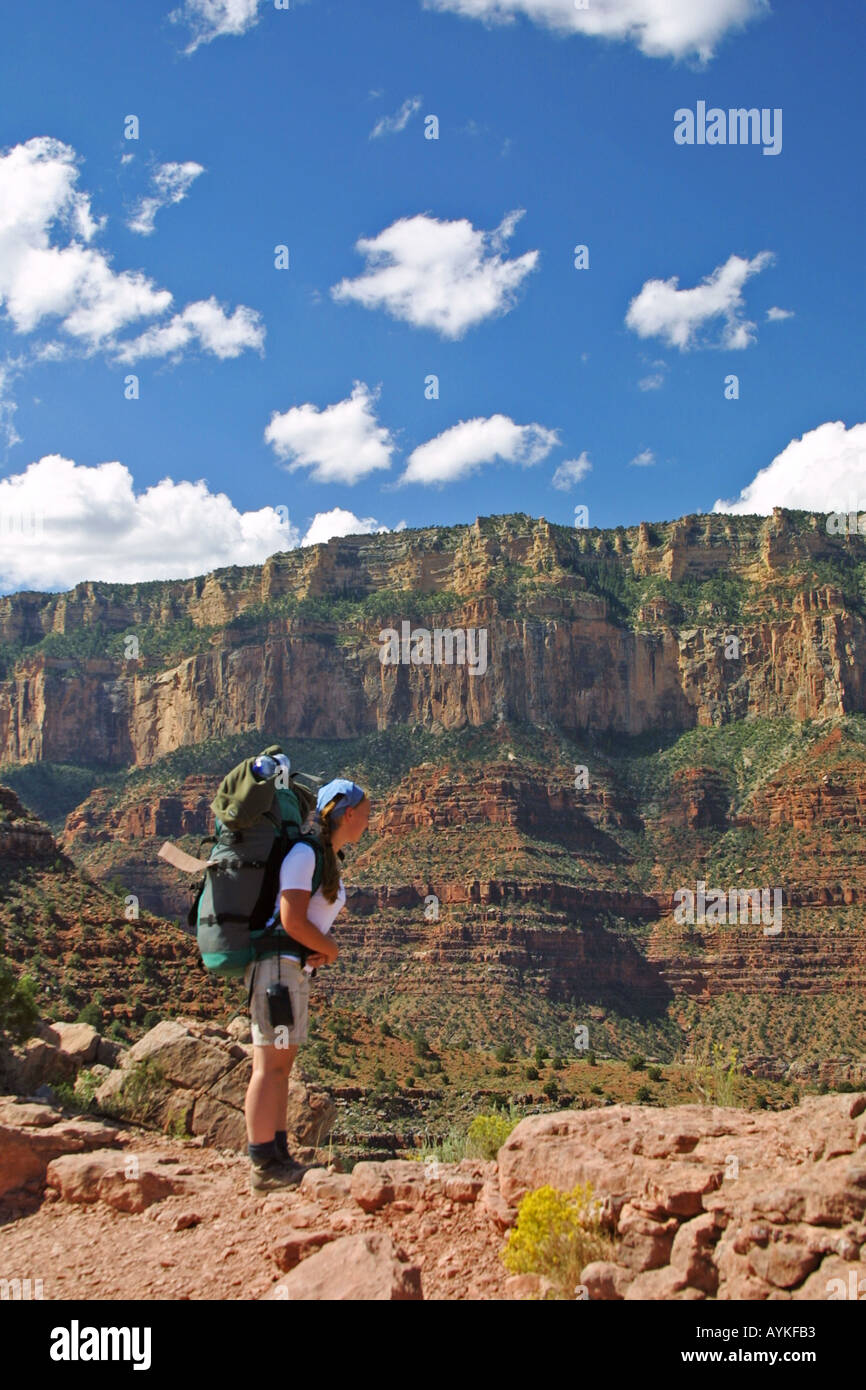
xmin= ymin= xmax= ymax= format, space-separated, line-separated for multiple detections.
xmin=251 ymin=753 xmax=290 ymax=782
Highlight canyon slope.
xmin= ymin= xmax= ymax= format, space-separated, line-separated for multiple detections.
xmin=1 ymin=509 xmax=865 ymax=1089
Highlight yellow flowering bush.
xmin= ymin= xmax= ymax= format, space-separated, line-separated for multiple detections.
xmin=502 ymin=1181 xmax=614 ymax=1299
xmin=465 ymin=1110 xmax=520 ymax=1159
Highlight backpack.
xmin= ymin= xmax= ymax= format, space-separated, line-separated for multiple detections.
xmin=166 ymin=745 xmax=327 ymax=977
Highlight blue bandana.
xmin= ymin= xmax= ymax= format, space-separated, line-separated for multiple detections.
xmin=316 ymin=778 xmax=365 ymax=821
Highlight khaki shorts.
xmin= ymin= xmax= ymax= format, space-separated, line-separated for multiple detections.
xmin=245 ymin=955 xmax=310 ymax=1047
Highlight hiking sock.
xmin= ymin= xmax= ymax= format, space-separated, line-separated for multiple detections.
xmin=249 ymin=1139 xmax=277 ymax=1167
xmin=274 ymin=1130 xmax=290 ymax=1161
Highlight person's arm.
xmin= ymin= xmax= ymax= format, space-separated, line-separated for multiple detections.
xmin=279 ymin=890 xmax=338 ymax=962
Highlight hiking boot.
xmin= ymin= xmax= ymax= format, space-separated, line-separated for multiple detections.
xmin=249 ymin=1157 xmax=304 ymax=1193
xmin=276 ymin=1151 xmax=309 ymax=1181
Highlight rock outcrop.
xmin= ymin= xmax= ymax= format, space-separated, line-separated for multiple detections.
xmin=495 ymin=1092 xmax=866 ymax=1299
xmin=92 ymin=1017 xmax=336 ymax=1155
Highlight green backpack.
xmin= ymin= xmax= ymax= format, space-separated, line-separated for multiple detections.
xmin=189 ymin=746 xmax=326 ymax=977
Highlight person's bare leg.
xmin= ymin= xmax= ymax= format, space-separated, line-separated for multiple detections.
xmin=246 ymin=1044 xmax=298 ymax=1144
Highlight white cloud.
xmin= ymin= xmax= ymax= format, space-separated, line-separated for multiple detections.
xmin=551 ymin=452 xmax=592 ymax=490
xmin=114 ymin=297 xmax=264 ymax=362
xmin=0 ymin=454 xmax=297 ymax=592
xmin=629 ymin=448 xmax=656 ymax=467
xmin=421 ymin=0 xmax=768 ymax=61
xmin=766 ymin=305 xmax=794 ymax=322
xmin=331 ymin=210 xmax=538 ymax=339
xmin=713 ymin=421 xmax=866 ymax=515
xmin=370 ymin=96 xmax=423 ymax=139
xmin=0 ymin=137 xmax=261 ymax=363
xmin=0 ymin=358 xmax=23 ymax=451
xmin=400 ymin=414 xmax=558 ymax=485
xmin=0 ymin=137 xmax=169 ymax=345
xmin=127 ymin=161 xmax=205 ymax=235
xmin=264 ymin=382 xmax=395 ymax=485
xmin=638 ymin=360 xmax=667 ymax=390
xmin=171 ymin=0 xmax=261 ymax=54
xmin=626 ymin=251 xmax=773 ymax=351
xmin=300 ymin=508 xmax=404 ymax=548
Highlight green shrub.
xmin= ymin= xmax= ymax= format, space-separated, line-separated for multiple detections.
xmin=589 ymin=1083 xmax=604 ymax=1096
xmin=635 ymin=1085 xmax=653 ymax=1103
xmin=494 ymin=1043 xmax=515 ymax=1063
xmin=413 ymin=1030 xmax=432 ymax=1059
xmin=534 ymin=1043 xmax=549 ymax=1065
xmin=691 ymin=1042 xmax=742 ymax=1106
xmin=142 ymin=1010 xmax=161 ymax=1031
xmin=0 ymin=960 xmax=39 ymax=1044
xmin=647 ymin=1066 xmax=662 ymax=1082
xmin=525 ymin=1065 xmax=539 ymax=1081
xmin=166 ymin=1115 xmax=193 ymax=1140
xmin=542 ymin=1079 xmax=560 ymax=1101
xmin=627 ymin=1054 xmax=645 ymax=1072
xmin=502 ymin=1182 xmax=614 ymax=1299
xmin=76 ymin=1002 xmax=104 ymax=1030
xmin=98 ymin=1058 xmax=167 ymax=1125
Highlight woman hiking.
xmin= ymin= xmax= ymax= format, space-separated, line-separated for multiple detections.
xmin=243 ymin=778 xmax=370 ymax=1192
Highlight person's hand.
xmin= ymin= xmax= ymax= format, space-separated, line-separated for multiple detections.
xmin=309 ymin=940 xmax=338 ymax=966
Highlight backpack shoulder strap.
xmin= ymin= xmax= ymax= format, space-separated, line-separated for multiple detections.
xmin=293 ymin=833 xmax=325 ymax=895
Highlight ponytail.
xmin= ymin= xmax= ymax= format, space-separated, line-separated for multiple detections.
xmin=316 ymin=807 xmax=343 ymax=904
xmin=298 ymin=789 xmax=342 ymax=904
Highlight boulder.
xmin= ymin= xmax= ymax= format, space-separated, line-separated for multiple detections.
xmin=16 ymin=1038 xmax=77 ymax=1093
xmin=207 ymin=1059 xmax=251 ymax=1110
xmin=261 ymin=1232 xmax=422 ymax=1300
xmin=271 ymin=1228 xmax=340 ymax=1272
xmin=226 ymin=1016 xmax=251 ymax=1043
xmin=46 ymin=1149 xmax=190 ymax=1212
xmin=285 ymin=1079 xmax=337 ymax=1147
xmin=190 ymin=1095 xmax=248 ymax=1151
xmin=579 ymin=1261 xmax=633 ymax=1300
xmin=0 ymin=1115 xmax=120 ymax=1197
xmin=616 ymin=1202 xmax=679 ymax=1272
xmin=43 ymin=1022 xmax=100 ymax=1065
xmin=298 ymin=1168 xmax=353 ymax=1202
xmin=122 ymin=1020 xmax=231 ymax=1091
xmin=350 ymin=1160 xmax=429 ymax=1212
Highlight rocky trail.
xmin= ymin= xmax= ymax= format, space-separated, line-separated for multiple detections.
xmin=0 ymin=1111 xmax=508 ymax=1300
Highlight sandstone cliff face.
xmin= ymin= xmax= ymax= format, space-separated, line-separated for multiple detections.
xmin=0 ymin=786 xmax=56 ymax=861
xmin=1 ymin=510 xmax=864 ymax=767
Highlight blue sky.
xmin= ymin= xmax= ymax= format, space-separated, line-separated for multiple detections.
xmin=0 ymin=0 xmax=863 ymax=591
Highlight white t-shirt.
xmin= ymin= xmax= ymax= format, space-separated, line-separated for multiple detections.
xmin=267 ymin=841 xmax=345 ymax=972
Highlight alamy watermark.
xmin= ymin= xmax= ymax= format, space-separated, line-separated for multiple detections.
xmin=674 ymin=880 xmax=782 ymax=936
xmin=378 ymin=621 xmax=488 ymax=676
xmin=675 ymin=103 xmax=782 ymax=156
xmin=826 ymin=507 xmax=866 ymax=536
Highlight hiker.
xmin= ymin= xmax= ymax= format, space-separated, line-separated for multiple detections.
xmin=243 ymin=778 xmax=370 ymax=1191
